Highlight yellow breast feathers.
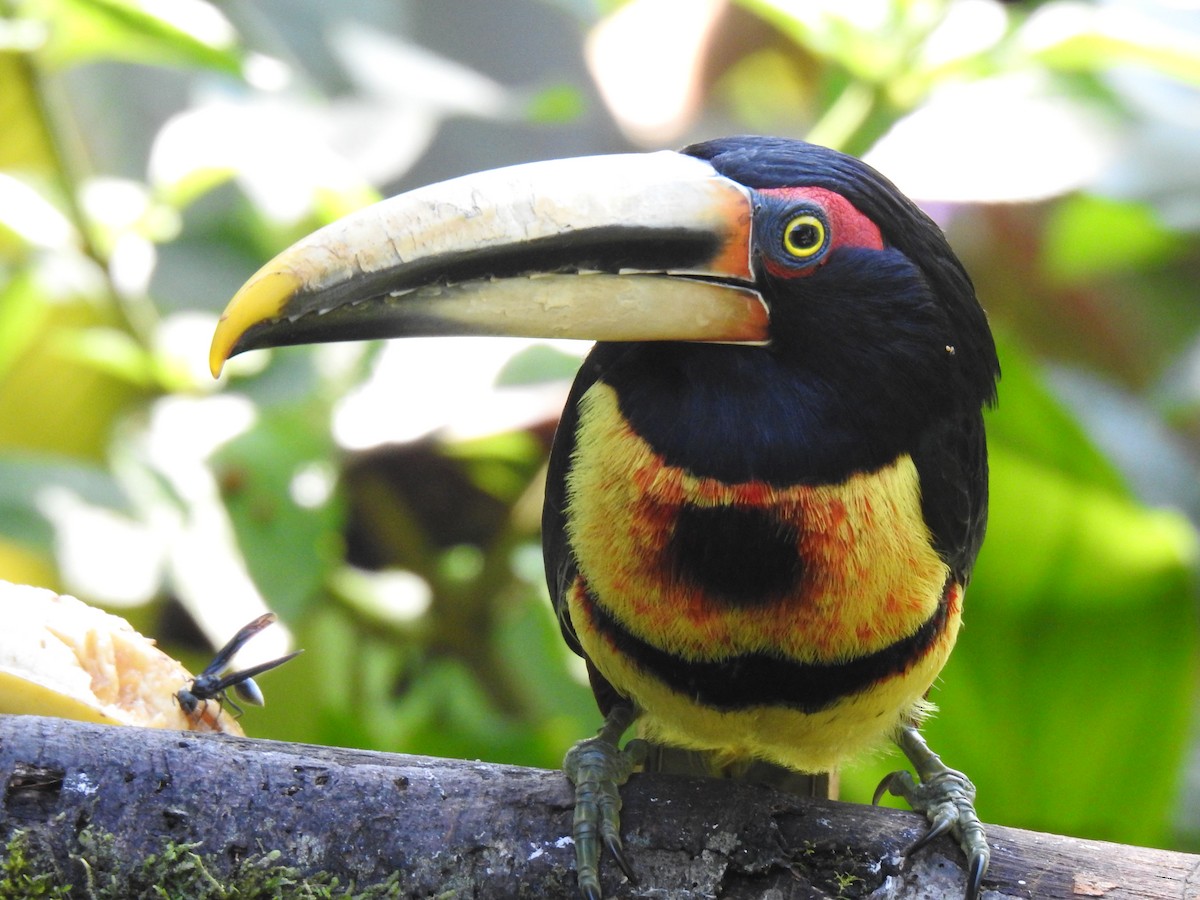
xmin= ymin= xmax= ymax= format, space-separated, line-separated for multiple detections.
xmin=561 ymin=382 xmax=962 ymax=770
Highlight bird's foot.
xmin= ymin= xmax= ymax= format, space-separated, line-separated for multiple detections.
xmin=563 ymin=704 xmax=647 ymax=900
xmin=875 ymin=725 xmax=989 ymax=900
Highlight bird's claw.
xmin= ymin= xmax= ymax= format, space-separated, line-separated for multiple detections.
xmin=564 ymin=732 xmax=648 ymax=899
xmin=877 ymin=726 xmax=990 ymax=900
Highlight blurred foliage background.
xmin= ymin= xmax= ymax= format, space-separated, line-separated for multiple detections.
xmin=2 ymin=0 xmax=1200 ymax=856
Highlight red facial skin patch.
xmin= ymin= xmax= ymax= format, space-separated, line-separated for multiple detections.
xmin=756 ymin=186 xmax=885 ymax=281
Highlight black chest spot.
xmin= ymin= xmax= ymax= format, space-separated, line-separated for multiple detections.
xmin=665 ymin=504 xmax=804 ymax=607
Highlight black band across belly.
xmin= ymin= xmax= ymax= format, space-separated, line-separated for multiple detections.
xmin=579 ymin=577 xmax=954 ymax=714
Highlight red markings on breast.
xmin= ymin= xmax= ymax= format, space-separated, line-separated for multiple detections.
xmin=566 ymin=385 xmax=949 ymax=664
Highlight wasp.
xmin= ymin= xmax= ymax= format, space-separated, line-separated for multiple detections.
xmin=177 ymin=613 xmax=301 ymax=720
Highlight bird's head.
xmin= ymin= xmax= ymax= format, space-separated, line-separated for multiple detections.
xmin=210 ymin=136 xmax=997 ymax=430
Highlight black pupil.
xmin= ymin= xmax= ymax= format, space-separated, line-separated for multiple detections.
xmin=790 ymin=221 xmax=820 ymax=249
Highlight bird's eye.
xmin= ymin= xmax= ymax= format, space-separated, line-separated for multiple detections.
xmin=782 ymin=214 xmax=827 ymax=259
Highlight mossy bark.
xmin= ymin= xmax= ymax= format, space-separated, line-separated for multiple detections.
xmin=1 ymin=715 xmax=1197 ymax=899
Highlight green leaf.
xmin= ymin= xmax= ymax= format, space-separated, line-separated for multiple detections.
xmin=1022 ymin=4 xmax=1200 ymax=87
xmin=213 ymin=405 xmax=345 ymax=620
xmin=0 ymin=452 xmax=128 ymax=550
xmin=495 ymin=569 xmax=596 ymax=732
xmin=51 ymin=326 xmax=159 ymax=388
xmin=715 ymin=48 xmax=815 ymax=134
xmin=445 ymin=430 xmax=547 ymax=503
xmin=494 ymin=343 xmax=584 ymax=386
xmin=982 ymin=336 xmax=1128 ymax=494
xmin=0 ymin=267 xmax=48 ymax=383
xmin=524 ymin=84 xmax=586 ymax=124
xmin=0 ymin=288 xmax=150 ymax=461
xmin=735 ymin=0 xmax=946 ymax=83
xmin=1041 ymin=194 xmax=1184 ymax=284
xmin=0 ymin=53 xmax=55 ymax=172
xmin=377 ymin=657 xmax=567 ymax=766
xmin=26 ymin=0 xmax=246 ymax=76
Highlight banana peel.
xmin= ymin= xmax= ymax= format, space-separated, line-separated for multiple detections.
xmin=0 ymin=580 xmax=243 ymax=735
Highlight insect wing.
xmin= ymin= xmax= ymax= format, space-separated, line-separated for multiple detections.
xmin=208 ymin=650 xmax=304 ymax=703
xmin=199 ymin=613 xmax=278 ymax=678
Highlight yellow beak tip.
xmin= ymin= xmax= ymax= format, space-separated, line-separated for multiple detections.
xmin=208 ymin=269 xmax=304 ymax=380
xmin=208 ymin=327 xmax=230 ymax=379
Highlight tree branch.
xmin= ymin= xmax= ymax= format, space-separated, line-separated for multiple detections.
xmin=0 ymin=715 xmax=1196 ymax=898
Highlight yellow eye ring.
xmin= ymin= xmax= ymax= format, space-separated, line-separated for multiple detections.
xmin=783 ymin=214 xmax=827 ymax=259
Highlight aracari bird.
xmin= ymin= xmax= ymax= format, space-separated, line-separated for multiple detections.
xmin=210 ymin=135 xmax=998 ymax=899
